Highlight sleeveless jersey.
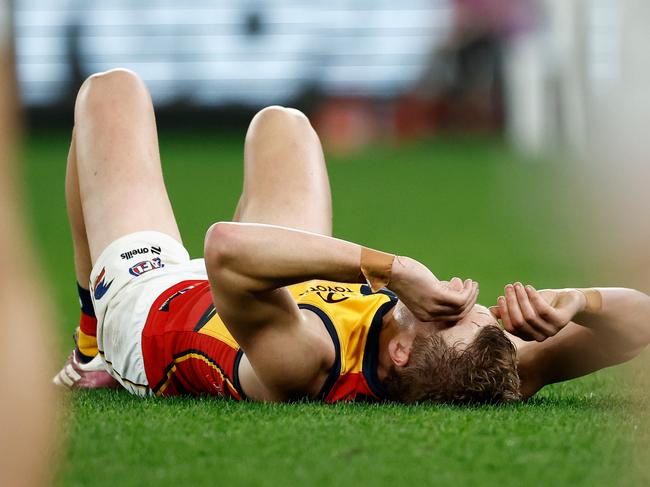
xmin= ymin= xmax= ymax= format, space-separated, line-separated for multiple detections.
xmin=141 ymin=279 xmax=397 ymax=402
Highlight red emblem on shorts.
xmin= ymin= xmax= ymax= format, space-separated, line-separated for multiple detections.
xmin=129 ymin=257 xmax=164 ymax=277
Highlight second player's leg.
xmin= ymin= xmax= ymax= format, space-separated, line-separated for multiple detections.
xmin=234 ymin=106 xmax=332 ymax=237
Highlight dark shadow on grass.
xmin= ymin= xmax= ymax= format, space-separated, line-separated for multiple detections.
xmin=69 ymin=387 xmax=648 ymax=414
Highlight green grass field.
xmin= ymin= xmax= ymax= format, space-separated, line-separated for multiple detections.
xmin=22 ymin=131 xmax=649 ymax=486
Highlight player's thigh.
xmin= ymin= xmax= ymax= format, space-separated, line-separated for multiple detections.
xmin=235 ymin=106 xmax=332 ymax=237
xmin=73 ymin=69 xmax=181 ymax=262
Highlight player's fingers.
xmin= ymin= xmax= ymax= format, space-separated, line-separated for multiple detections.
xmin=431 ymin=299 xmax=476 ymax=322
xmin=525 ymin=285 xmax=560 ymax=323
xmin=450 ymin=282 xmax=478 ymax=319
xmin=505 ymin=284 xmax=544 ymax=341
xmin=445 ymin=279 xmax=475 ymax=307
xmin=429 ymin=281 xmax=478 ymax=321
xmin=514 ymin=283 xmax=537 ymax=320
xmin=459 ymin=280 xmax=478 ymax=306
xmin=515 ymin=283 xmax=556 ymax=339
xmin=497 ymin=296 xmax=514 ymax=333
xmin=428 ymin=306 xmax=469 ymax=322
xmin=456 ymin=297 xmax=478 ymax=321
xmin=468 ymin=281 xmax=480 ymax=308
xmin=450 ymin=277 xmax=464 ymax=291
xmin=504 ymin=284 xmax=524 ymax=324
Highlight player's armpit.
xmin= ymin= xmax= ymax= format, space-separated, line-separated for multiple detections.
xmin=234 ymin=320 xmax=334 ymax=402
xmin=208 ymin=284 xmax=333 ymax=401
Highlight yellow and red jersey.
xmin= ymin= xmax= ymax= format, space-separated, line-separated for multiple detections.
xmin=141 ymin=279 xmax=397 ymax=402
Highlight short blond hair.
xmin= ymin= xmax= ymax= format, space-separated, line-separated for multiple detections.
xmin=383 ymin=326 xmax=521 ymax=404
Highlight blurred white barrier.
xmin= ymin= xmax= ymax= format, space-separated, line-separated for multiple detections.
xmin=14 ymin=0 xmax=452 ymax=107
xmin=505 ymin=0 xmax=649 ymax=160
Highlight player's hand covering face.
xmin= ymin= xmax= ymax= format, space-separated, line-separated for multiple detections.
xmin=491 ymin=283 xmax=586 ymax=342
xmin=388 ymin=256 xmax=479 ymax=323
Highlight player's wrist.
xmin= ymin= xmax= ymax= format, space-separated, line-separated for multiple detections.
xmin=388 ymin=255 xmax=414 ymax=291
xmin=571 ymin=289 xmax=588 ymax=315
xmin=360 ymin=247 xmax=396 ymax=292
xmin=574 ymin=288 xmax=603 ymax=318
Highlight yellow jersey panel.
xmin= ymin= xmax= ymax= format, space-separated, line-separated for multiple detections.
xmin=288 ymin=280 xmax=397 ymax=402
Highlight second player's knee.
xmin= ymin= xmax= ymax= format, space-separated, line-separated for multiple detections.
xmin=75 ymin=68 xmax=149 ymax=117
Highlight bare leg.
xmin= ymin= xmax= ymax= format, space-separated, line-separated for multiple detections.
xmin=54 ymin=69 xmax=181 ymax=388
xmin=235 ymin=106 xmax=332 ymax=236
xmin=65 ymin=133 xmax=92 ymax=286
xmin=73 ymin=68 xmax=181 ymax=262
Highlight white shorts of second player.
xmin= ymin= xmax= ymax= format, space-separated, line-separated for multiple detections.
xmin=89 ymin=231 xmax=208 ymax=396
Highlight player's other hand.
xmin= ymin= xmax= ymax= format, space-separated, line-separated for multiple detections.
xmin=388 ymin=256 xmax=479 ymax=322
xmin=491 ymin=283 xmax=586 ymax=342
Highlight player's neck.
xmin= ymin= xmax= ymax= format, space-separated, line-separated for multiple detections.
xmin=377 ymin=308 xmax=399 ymax=382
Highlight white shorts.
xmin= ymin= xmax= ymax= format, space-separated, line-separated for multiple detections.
xmin=89 ymin=231 xmax=208 ymax=396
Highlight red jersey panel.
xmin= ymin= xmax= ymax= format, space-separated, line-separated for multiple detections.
xmin=141 ymin=280 xmax=244 ymax=399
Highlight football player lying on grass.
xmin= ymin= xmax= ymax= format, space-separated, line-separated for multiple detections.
xmin=53 ymin=68 xmax=650 ymax=404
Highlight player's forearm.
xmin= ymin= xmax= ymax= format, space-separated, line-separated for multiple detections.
xmin=573 ymin=287 xmax=650 ymax=354
xmin=204 ymin=222 xmax=369 ymax=291
xmin=513 ymin=287 xmax=650 ymax=397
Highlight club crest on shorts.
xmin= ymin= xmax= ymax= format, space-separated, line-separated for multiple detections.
xmin=129 ymin=257 xmax=164 ymax=277
xmin=93 ymin=267 xmax=114 ymax=300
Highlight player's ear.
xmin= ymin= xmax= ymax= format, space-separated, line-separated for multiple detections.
xmin=388 ymin=335 xmax=412 ymax=367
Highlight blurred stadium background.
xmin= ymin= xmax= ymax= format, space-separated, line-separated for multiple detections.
xmin=4 ymin=0 xmax=650 ymax=485
xmin=14 ymin=0 xmax=643 ymax=156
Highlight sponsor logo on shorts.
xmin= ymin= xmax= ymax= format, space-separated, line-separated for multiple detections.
xmin=120 ymin=246 xmax=162 ymax=260
xmin=121 ymin=248 xmax=149 ymax=260
xmin=129 ymin=257 xmax=164 ymax=277
xmin=93 ymin=267 xmax=114 ymax=300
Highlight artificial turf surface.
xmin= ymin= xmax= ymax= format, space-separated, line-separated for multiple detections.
xmin=22 ymin=130 xmax=649 ymax=486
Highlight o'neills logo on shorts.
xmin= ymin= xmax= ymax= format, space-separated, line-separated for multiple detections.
xmin=121 ymin=246 xmax=161 ymax=260
xmin=121 ymin=248 xmax=149 ymax=260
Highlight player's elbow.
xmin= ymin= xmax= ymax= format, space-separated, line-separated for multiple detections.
xmin=204 ymin=222 xmax=242 ymax=273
